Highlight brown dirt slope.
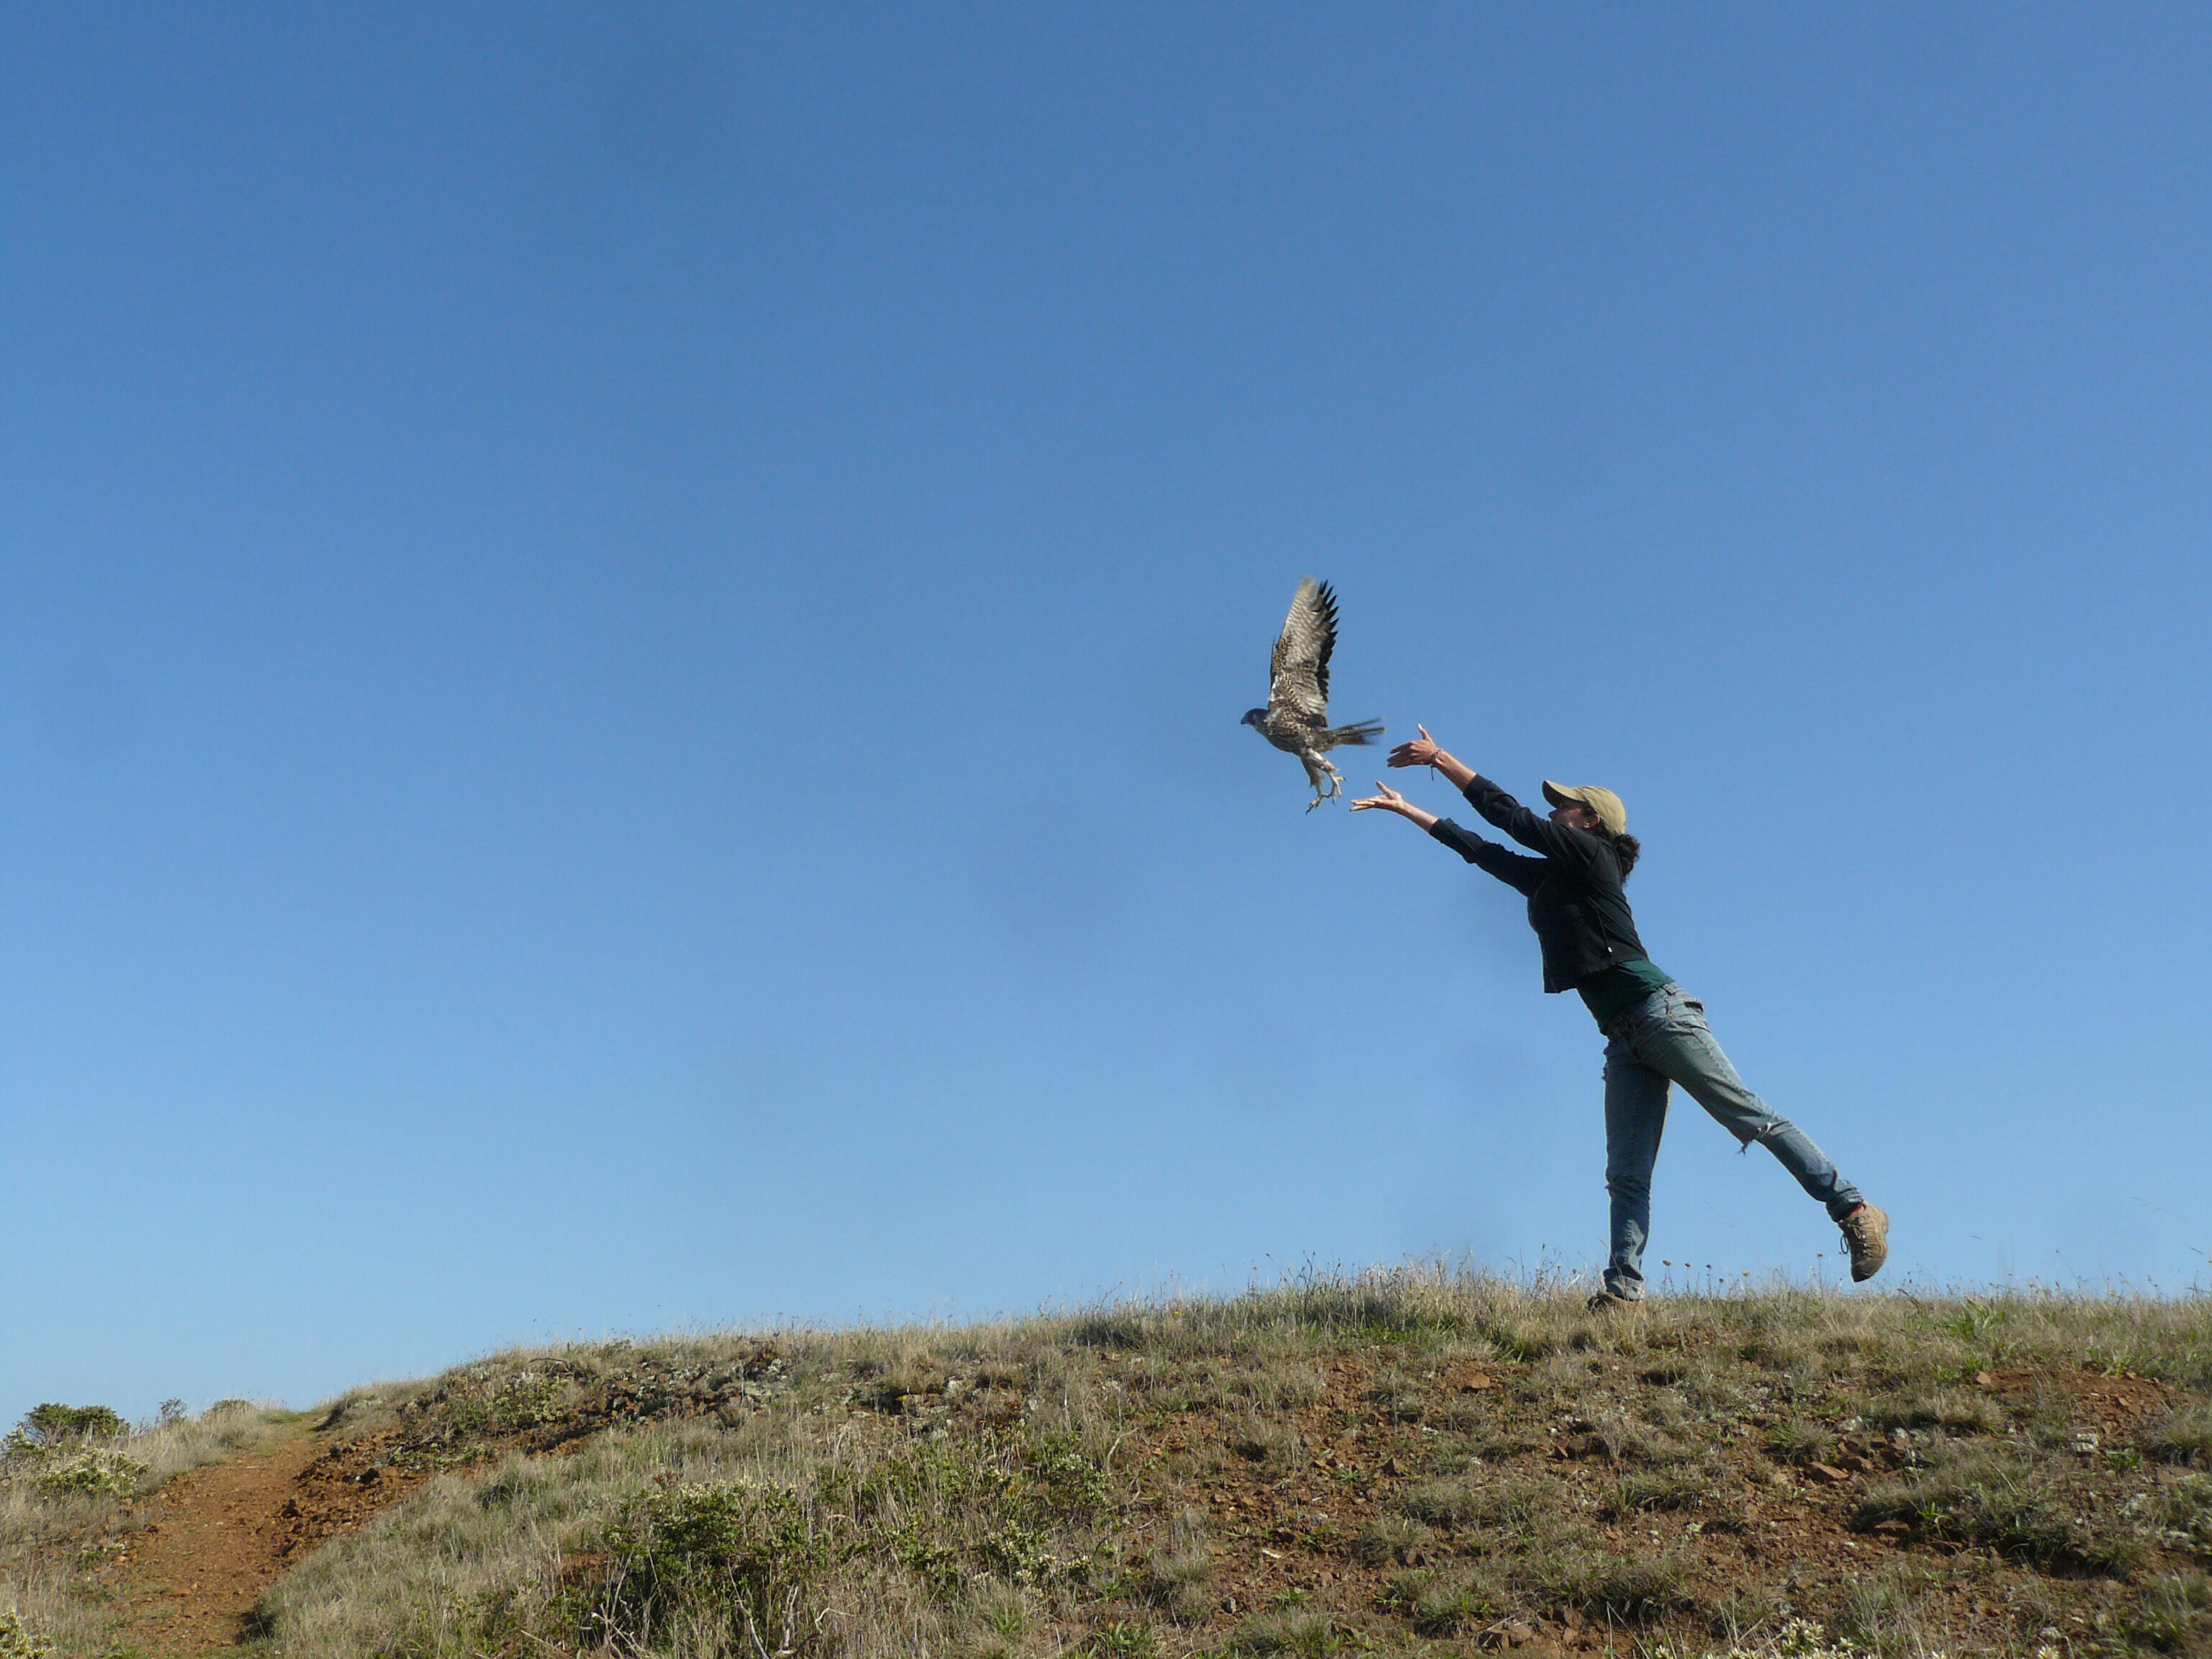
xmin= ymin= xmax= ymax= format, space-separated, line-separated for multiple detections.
xmin=107 ymin=1429 xmax=436 ymax=1654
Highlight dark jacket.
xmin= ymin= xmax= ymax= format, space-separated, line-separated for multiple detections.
xmin=1429 ymin=776 xmax=1649 ymax=994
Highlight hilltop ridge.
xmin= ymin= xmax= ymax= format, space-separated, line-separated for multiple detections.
xmin=4 ymin=1271 xmax=2210 ymax=1658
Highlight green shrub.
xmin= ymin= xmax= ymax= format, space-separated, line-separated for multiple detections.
xmin=583 ymin=1481 xmax=838 ymax=1655
xmin=1030 ymin=1429 xmax=1115 ymax=1514
xmin=433 ymin=1372 xmax=568 ymax=1440
xmin=4 ymin=1403 xmax=129 ymax=1464
xmin=845 ymin=1436 xmax=1012 ymax=1517
xmin=35 ymin=1447 xmax=148 ymax=1498
xmin=22 ymin=1404 xmax=125 ymax=1442
xmin=979 ymin=1516 xmax=1064 ymax=1586
xmin=0 ymin=1610 xmax=56 ymax=1659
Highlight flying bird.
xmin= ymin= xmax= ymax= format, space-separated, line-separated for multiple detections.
xmin=1241 ymin=577 xmax=1384 ymax=811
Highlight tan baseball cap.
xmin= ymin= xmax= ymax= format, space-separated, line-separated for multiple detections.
xmin=1542 ymin=781 xmax=1627 ymax=837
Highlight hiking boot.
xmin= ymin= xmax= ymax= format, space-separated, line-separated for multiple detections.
xmin=1586 ymin=1289 xmax=1639 ymax=1313
xmin=1839 ymin=1203 xmax=1889 ymax=1282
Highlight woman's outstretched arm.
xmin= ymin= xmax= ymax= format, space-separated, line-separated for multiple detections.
xmin=1348 ymin=781 xmax=1438 ymax=830
xmin=1382 ymin=724 xmax=1596 ymax=868
xmin=1355 ymin=776 xmax=1550 ymax=894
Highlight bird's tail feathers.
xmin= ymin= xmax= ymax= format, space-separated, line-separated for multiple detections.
xmin=1326 ymin=719 xmax=1385 ymax=747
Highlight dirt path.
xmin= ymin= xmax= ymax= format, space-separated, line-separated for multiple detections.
xmin=114 ymin=1432 xmax=324 ymax=1652
xmin=112 ymin=1429 xmax=434 ymax=1655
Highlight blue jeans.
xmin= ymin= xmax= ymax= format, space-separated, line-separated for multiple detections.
xmin=1600 ymin=984 xmax=1862 ymax=1300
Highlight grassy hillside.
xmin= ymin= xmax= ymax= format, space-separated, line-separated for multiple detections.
xmin=6 ymin=1269 xmax=2212 ymax=1658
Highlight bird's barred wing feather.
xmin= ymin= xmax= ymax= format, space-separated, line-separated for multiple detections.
xmin=1266 ymin=577 xmax=1338 ymax=728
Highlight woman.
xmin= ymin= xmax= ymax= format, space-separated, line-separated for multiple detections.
xmin=1352 ymin=727 xmax=1887 ymax=1303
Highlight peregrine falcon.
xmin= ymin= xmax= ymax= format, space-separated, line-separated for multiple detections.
xmin=1241 ymin=577 xmax=1384 ymax=810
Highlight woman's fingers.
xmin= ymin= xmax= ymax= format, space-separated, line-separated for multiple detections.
xmin=1386 ymin=726 xmax=1437 ymax=767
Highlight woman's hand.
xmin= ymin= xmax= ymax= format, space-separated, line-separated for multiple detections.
xmin=1385 ymin=724 xmax=1475 ymax=789
xmin=1350 ymin=783 xmax=1437 ymax=830
xmin=1387 ymin=724 xmax=1442 ymax=769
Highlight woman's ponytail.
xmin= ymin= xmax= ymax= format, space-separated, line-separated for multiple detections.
xmin=1611 ymin=832 xmax=1642 ymax=879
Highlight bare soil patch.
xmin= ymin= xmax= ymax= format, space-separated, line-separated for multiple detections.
xmin=109 ymin=1429 xmax=436 ymax=1654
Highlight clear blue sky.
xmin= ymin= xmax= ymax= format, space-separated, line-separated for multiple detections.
xmin=5 ymin=4 xmax=2209 ymax=1425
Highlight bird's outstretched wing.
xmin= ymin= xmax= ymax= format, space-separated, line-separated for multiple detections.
xmin=1267 ymin=577 xmax=1338 ymax=729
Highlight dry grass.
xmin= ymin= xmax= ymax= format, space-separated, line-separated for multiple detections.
xmin=2145 ymin=1403 xmax=2212 ymax=1468
xmin=1856 ymin=1444 xmax=2149 ymax=1576
xmin=6 ymin=1267 xmax=2212 ymax=1657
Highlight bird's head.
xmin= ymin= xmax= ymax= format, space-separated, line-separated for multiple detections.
xmin=1239 ymin=708 xmax=1266 ymax=728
